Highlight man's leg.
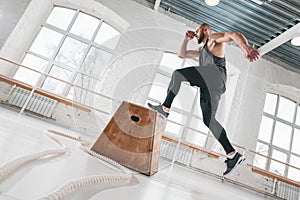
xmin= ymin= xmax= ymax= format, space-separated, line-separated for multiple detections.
xmin=200 ymin=90 xmax=234 ymax=154
xmin=148 ymin=67 xmax=199 ymax=117
xmin=199 ymin=89 xmax=245 ymax=175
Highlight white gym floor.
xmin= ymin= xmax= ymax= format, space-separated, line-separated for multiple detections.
xmin=0 ymin=106 xmax=276 ymax=200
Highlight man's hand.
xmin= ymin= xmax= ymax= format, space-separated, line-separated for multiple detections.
xmin=185 ymin=30 xmax=195 ymax=41
xmin=179 ymin=31 xmax=199 ymax=59
xmin=244 ymin=46 xmax=260 ymax=62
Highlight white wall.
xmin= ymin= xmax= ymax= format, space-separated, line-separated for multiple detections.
xmin=0 ymin=0 xmax=32 ymax=48
xmin=1 ymin=0 xmax=300 ymax=192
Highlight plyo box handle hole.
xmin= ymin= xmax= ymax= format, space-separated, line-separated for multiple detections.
xmin=130 ymin=115 xmax=140 ymax=122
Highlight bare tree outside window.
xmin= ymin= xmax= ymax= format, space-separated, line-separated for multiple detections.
xmin=13 ymin=6 xmax=120 ymax=106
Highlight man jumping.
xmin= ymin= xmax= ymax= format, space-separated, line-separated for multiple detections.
xmin=148 ymin=23 xmax=259 ymax=175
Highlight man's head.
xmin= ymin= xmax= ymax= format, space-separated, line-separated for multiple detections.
xmin=195 ymin=23 xmax=211 ymax=44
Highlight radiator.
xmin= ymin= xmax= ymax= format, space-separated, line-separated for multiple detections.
xmin=160 ymin=139 xmax=193 ymax=165
xmin=276 ymin=181 xmax=300 ymax=200
xmin=7 ymin=87 xmax=57 ymax=118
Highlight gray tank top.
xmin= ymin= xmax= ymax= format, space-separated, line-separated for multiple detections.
xmin=199 ymin=42 xmax=227 ymax=83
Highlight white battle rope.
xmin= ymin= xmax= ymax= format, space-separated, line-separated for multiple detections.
xmin=41 ymin=174 xmax=131 ymax=200
xmin=0 ymin=149 xmax=67 ymax=181
xmin=0 ymin=133 xmax=67 ymax=181
xmin=0 ymin=129 xmax=132 ymax=200
xmin=40 ymin=129 xmax=132 ymax=200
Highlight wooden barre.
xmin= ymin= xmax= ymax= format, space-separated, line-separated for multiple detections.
xmin=162 ymin=135 xmax=220 ymax=159
xmin=0 ymin=74 xmax=91 ymax=112
xmin=251 ymin=166 xmax=300 ymax=188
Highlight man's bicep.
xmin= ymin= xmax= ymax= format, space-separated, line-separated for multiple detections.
xmin=181 ymin=50 xmax=199 ymax=59
xmin=215 ymin=32 xmax=234 ymax=43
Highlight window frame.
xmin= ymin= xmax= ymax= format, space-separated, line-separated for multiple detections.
xmin=13 ymin=6 xmax=121 ymax=100
xmin=255 ymin=92 xmax=300 ymax=180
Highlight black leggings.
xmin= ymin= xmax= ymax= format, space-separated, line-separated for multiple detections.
xmin=162 ymin=66 xmax=235 ymax=154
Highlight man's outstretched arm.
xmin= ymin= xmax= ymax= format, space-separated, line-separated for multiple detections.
xmin=214 ymin=32 xmax=260 ymax=62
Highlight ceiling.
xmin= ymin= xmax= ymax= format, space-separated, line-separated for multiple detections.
xmin=144 ymin=0 xmax=300 ymax=72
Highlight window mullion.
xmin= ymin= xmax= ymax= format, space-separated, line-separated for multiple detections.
xmin=53 ymin=10 xmax=80 ymax=96
xmin=257 ymin=92 xmax=300 ymax=180
xmin=287 ymin=103 xmax=299 ymax=176
xmin=63 ymin=18 xmax=103 ymax=97
xmin=62 ymin=44 xmax=91 ymax=96
xmin=37 ymin=10 xmax=79 ymax=90
xmin=266 ymin=94 xmax=280 ymax=171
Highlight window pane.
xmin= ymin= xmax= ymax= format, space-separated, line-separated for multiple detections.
xmin=168 ymin=109 xmax=187 ymax=124
xmin=148 ymin=74 xmax=169 ymax=102
xmin=270 ymin=149 xmax=287 ymax=176
xmin=258 ymin=116 xmax=274 ymax=143
xmin=70 ymin=74 xmax=98 ymax=105
xmin=272 ymin=149 xmax=287 ymax=162
xmin=29 ymin=27 xmax=63 ymax=58
xmin=263 ymin=93 xmax=277 ymax=115
xmin=288 ymin=155 xmax=300 ymax=181
xmin=277 ymin=96 xmax=296 ymax=123
xmin=13 ymin=54 xmax=49 ymax=86
xmin=69 ymin=87 xmax=95 ymax=107
xmin=174 ymin=82 xmax=197 ymax=113
xmin=55 ymin=37 xmax=88 ymax=68
xmin=158 ymin=53 xmax=183 ymax=71
xmin=253 ymin=142 xmax=269 ymax=169
xmin=164 ymin=110 xmax=186 ymax=137
xmin=253 ymin=155 xmax=267 ymax=169
xmin=270 ymin=161 xmax=285 ymax=176
xmin=292 ymin=129 xmax=300 ymax=155
xmin=296 ymin=105 xmax=300 ymax=126
xmin=46 ymin=7 xmax=75 ymax=30
xmin=80 ymin=47 xmax=112 ymax=76
xmin=22 ymin=54 xmax=49 ymax=72
xmin=272 ymin=121 xmax=292 ymax=150
xmin=94 ymin=22 xmax=121 ymax=49
xmin=185 ymin=130 xmax=207 ymax=147
xmin=256 ymin=142 xmax=269 ymax=156
xmin=189 ymin=117 xmax=209 ymax=135
xmin=42 ymin=66 xmax=72 ymax=95
xmin=289 ymin=155 xmax=300 ymax=170
xmin=288 ymin=168 xmax=300 ymax=182
xmin=70 ymin=12 xmax=99 ymax=40
xmin=183 ymin=59 xmax=198 ymax=68
xmin=193 ymin=90 xmax=203 ymax=118
xmin=14 ymin=68 xmax=41 ymax=86
xmin=165 ymin=121 xmax=183 ymax=138
xmin=74 ymin=73 xmax=98 ymax=90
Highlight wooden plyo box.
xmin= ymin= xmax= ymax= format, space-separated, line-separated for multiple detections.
xmin=91 ymin=101 xmax=166 ymax=176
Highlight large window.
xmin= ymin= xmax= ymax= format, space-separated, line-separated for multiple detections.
xmin=13 ymin=6 xmax=121 ymax=106
xmin=146 ymin=52 xmax=209 ymax=148
xmin=254 ymin=92 xmax=300 ymax=181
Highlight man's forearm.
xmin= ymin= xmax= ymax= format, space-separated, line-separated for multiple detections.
xmin=227 ymin=32 xmax=259 ymax=61
xmin=230 ymin=32 xmax=250 ymax=53
xmin=178 ymin=39 xmax=189 ymax=58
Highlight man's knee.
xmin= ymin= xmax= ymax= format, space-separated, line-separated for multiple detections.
xmin=203 ymin=115 xmax=213 ymax=127
xmin=203 ymin=115 xmax=218 ymax=129
xmin=172 ymin=69 xmax=186 ymax=81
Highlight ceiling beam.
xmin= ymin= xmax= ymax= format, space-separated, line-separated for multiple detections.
xmin=258 ymin=22 xmax=300 ymax=56
xmin=154 ymin=0 xmax=162 ymax=10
